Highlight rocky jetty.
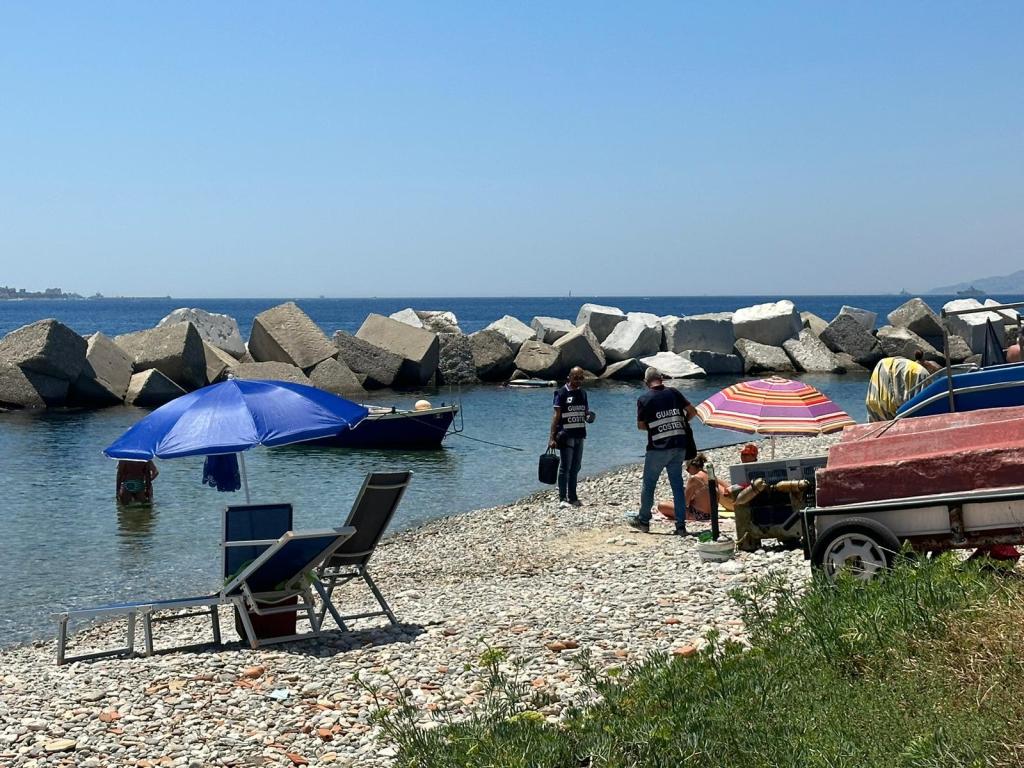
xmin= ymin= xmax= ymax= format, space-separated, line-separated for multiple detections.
xmin=0 ymin=436 xmax=837 ymax=768
xmin=1 ymin=296 xmax=1013 ymax=413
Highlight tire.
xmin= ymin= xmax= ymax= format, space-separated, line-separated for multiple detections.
xmin=810 ymin=517 xmax=901 ymax=581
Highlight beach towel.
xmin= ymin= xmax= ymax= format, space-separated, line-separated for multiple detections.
xmin=866 ymin=357 xmax=929 ymax=422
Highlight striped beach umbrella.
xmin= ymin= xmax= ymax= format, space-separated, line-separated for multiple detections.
xmin=695 ymin=376 xmax=855 ymax=457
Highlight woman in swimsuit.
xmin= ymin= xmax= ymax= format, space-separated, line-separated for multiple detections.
xmin=116 ymin=460 xmax=159 ymax=505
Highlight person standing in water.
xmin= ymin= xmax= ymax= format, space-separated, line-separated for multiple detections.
xmin=548 ymin=366 xmax=595 ymax=508
xmin=116 ymin=459 xmax=159 ymax=505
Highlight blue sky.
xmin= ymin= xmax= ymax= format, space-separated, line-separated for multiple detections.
xmin=1 ymin=2 xmax=1021 ymax=297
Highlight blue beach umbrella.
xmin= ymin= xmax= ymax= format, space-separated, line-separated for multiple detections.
xmin=104 ymin=379 xmax=369 ymax=501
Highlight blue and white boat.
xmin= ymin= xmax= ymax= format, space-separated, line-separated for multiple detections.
xmin=895 ymin=362 xmax=1024 ymax=418
xmin=306 ymin=403 xmax=460 ymax=449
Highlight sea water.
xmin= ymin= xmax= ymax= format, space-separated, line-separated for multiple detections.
xmin=1 ymin=295 xmax=1016 ymax=644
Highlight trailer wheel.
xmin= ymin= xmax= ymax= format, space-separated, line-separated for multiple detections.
xmin=811 ymin=517 xmax=901 ymax=581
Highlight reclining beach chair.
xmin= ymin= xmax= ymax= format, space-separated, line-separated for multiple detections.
xmin=316 ymin=470 xmax=412 ymax=630
xmin=55 ymin=526 xmax=354 ymax=665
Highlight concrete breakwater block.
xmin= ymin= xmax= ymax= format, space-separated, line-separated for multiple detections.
xmin=159 ymin=307 xmax=246 ymax=358
xmin=875 ymin=326 xmax=942 ymax=363
xmin=202 ymin=342 xmax=236 ymax=385
xmin=0 ymin=361 xmax=48 ymax=408
xmin=333 ymin=330 xmax=403 ymax=389
xmin=838 ymin=305 xmax=877 ymax=331
xmin=390 ymin=308 xmax=462 ymax=335
xmin=309 ymin=357 xmax=365 ymax=395
xmin=816 ymin=405 xmax=1024 ymax=507
xmin=356 ymin=313 xmax=439 ymax=386
xmin=484 ymin=315 xmax=535 ymax=353
xmin=554 ymin=325 xmax=605 ymax=373
xmin=887 ymin=298 xmax=944 ymax=339
xmin=249 ymin=302 xmax=336 ymax=372
xmin=71 ymin=332 xmax=133 ymax=405
xmin=600 ymin=358 xmax=645 ymax=380
xmin=681 ymin=349 xmax=743 ymax=375
xmin=601 ymin=319 xmax=659 ymax=363
xmin=782 ymin=330 xmax=844 ymax=373
xmin=115 ymin=322 xmax=207 ymax=391
xmin=469 ymin=330 xmax=515 ymax=381
xmin=734 ymin=339 xmax=794 ymax=374
xmin=819 ymin=313 xmax=883 ymax=368
xmin=436 ymin=333 xmax=479 ymax=385
xmin=514 ymin=340 xmax=565 ymax=379
xmin=231 ymin=361 xmax=312 ymax=385
xmin=664 ymin=313 xmax=735 ymax=354
xmin=0 ymin=318 xmax=87 ymax=384
xmin=638 ymin=352 xmax=705 ymax=379
xmin=124 ymin=369 xmax=187 ymax=408
xmin=801 ymin=311 xmax=829 ymax=338
xmin=530 ymin=316 xmax=575 ymax=344
xmin=576 ymin=303 xmax=625 ymax=343
xmin=942 ymin=299 xmax=1006 ymax=354
xmin=732 ymin=301 xmax=801 ymax=347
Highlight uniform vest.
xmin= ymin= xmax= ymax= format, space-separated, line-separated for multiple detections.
xmin=641 ymin=387 xmax=688 ymax=449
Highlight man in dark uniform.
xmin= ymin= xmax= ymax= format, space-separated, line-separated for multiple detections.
xmin=548 ymin=366 xmax=595 ymax=508
xmin=627 ymin=367 xmax=698 ymax=534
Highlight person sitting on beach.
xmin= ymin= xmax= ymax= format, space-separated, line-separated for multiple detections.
xmin=683 ymin=453 xmax=715 ymax=522
xmin=116 ymin=459 xmax=159 ymax=505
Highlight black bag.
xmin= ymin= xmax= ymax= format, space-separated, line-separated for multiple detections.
xmin=538 ymin=448 xmax=560 ymax=484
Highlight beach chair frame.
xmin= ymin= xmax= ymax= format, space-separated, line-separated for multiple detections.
xmin=55 ymin=527 xmax=353 ymax=664
xmin=316 ymin=471 xmax=412 ymax=630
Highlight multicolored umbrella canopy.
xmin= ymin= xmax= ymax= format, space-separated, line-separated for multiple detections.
xmin=696 ymin=376 xmax=855 ymax=437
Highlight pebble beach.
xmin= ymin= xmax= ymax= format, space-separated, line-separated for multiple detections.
xmin=0 ymin=435 xmax=838 ymax=768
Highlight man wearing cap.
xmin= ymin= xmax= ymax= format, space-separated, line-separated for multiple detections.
xmin=627 ymin=367 xmax=698 ymax=534
xmin=548 ymin=366 xmax=596 ymax=508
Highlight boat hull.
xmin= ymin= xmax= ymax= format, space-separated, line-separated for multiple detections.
xmin=895 ymin=363 xmax=1024 ymax=418
xmin=308 ymin=405 xmax=458 ymax=449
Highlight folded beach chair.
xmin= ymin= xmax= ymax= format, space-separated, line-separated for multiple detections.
xmin=55 ymin=527 xmax=354 ymax=665
xmin=316 ymin=470 xmax=412 ymax=630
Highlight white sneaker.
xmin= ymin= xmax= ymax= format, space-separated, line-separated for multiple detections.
xmin=558 ymin=500 xmax=572 ymax=509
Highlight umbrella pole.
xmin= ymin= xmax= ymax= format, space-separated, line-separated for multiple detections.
xmin=238 ymin=452 xmax=251 ymax=503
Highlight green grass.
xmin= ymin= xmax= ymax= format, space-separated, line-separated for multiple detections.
xmin=369 ymin=556 xmax=1024 ymax=767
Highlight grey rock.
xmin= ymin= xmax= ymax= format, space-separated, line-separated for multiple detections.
xmin=436 ymin=333 xmax=479 ymax=385
xmin=732 ymin=301 xmax=801 ymax=346
xmin=513 ymin=340 xmax=564 ymax=380
xmin=837 ymin=305 xmax=877 ymax=331
xmin=309 ymin=357 xmax=365 ymax=396
xmin=333 ymin=330 xmax=404 ymax=389
xmin=0 ymin=318 xmax=87 ymax=382
xmin=389 ymin=308 xmax=424 ymax=328
xmin=887 ymin=298 xmax=944 ymax=338
xmin=22 ymin=369 xmax=71 ymax=405
xmin=599 ymin=358 xmax=645 ymax=380
xmin=202 ymin=342 xmax=237 ymax=385
xmin=626 ymin=312 xmax=663 ymax=332
xmin=159 ymin=308 xmax=245 ymax=358
xmin=600 ymin=319 xmax=660 ymax=363
xmin=734 ymin=339 xmax=796 ymax=374
xmin=70 ymin=332 xmax=132 ymax=405
xmin=124 ymin=369 xmax=186 ymax=408
xmin=664 ymin=313 xmax=735 ymax=354
xmin=248 ymin=302 xmax=336 ymax=371
xmin=819 ymin=314 xmax=884 ymax=368
xmin=0 ymin=362 xmax=47 ymax=408
xmin=483 ymin=315 xmax=535 ymax=353
xmin=800 ymin=311 xmax=829 ymax=337
xmin=875 ymin=326 xmax=943 ymax=362
xmin=554 ymin=325 xmax=606 ymax=372
xmin=942 ymin=299 xmax=1005 ymax=354
xmin=356 ymin=314 xmax=439 ymax=385
xmin=575 ymin=304 xmax=626 ymax=343
xmin=680 ymin=349 xmax=744 ymax=375
xmin=983 ymin=299 xmax=1018 ymax=324
xmin=931 ymin=332 xmax=973 ymax=364
xmin=115 ymin=322 xmax=207 ymax=390
xmin=468 ymin=330 xmax=515 ymax=381
xmin=834 ymin=352 xmax=868 ymax=373
xmin=530 ymin=317 xmax=575 ymax=344
xmin=230 ymin=361 xmax=312 ymax=385
xmin=638 ymin=352 xmax=706 ymax=379
xmin=783 ymin=330 xmax=845 ymax=373
xmin=417 ymin=310 xmax=462 ymax=335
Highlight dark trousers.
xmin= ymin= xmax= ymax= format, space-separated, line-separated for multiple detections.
xmin=558 ymin=437 xmax=585 ymax=501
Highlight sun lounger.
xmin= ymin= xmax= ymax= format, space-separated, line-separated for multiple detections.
xmin=316 ymin=471 xmax=412 ymax=630
xmin=55 ymin=527 xmax=354 ymax=665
